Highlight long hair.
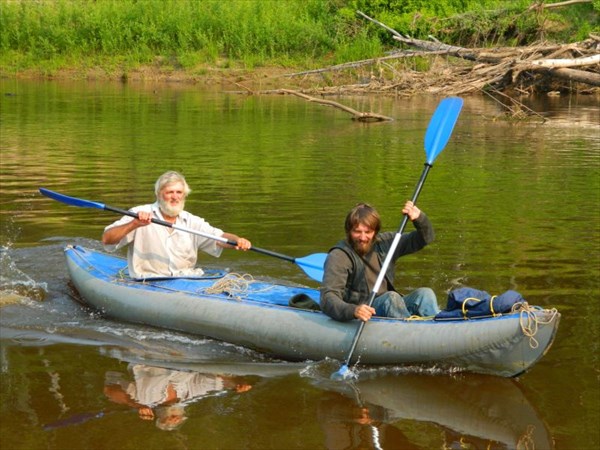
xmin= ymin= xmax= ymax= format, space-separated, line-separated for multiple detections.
xmin=154 ymin=171 xmax=191 ymax=200
xmin=344 ymin=203 xmax=381 ymax=238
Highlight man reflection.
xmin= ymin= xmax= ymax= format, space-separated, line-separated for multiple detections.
xmin=103 ymin=364 xmax=252 ymax=431
xmin=318 ymin=392 xmax=420 ymax=450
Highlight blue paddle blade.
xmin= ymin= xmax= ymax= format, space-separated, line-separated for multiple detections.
xmin=330 ymin=364 xmax=356 ymax=381
xmin=295 ymin=253 xmax=327 ymax=283
xmin=424 ymin=97 xmax=464 ymax=165
xmin=39 ymin=188 xmax=106 ymax=210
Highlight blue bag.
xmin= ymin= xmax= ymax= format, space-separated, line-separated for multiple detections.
xmin=434 ymin=287 xmax=524 ymax=320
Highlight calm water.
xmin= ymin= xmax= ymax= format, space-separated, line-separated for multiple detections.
xmin=1 ymin=79 xmax=599 ymax=450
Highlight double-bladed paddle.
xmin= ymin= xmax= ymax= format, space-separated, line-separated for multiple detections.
xmin=331 ymin=97 xmax=464 ymax=380
xmin=38 ymin=188 xmax=327 ymax=282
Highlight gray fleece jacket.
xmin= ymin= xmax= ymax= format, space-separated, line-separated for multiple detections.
xmin=320 ymin=213 xmax=434 ymax=321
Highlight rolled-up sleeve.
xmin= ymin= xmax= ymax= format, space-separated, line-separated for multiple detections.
xmin=392 ymin=212 xmax=434 ymax=258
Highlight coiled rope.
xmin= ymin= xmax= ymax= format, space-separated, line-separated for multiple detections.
xmin=202 ymin=273 xmax=258 ymax=300
xmin=511 ymin=302 xmax=559 ymax=348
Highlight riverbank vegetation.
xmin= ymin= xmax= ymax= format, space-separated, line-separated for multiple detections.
xmin=1 ymin=0 xmax=598 ymax=96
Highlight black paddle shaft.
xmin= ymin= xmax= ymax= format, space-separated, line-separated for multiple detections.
xmin=103 ymin=204 xmax=297 ymax=262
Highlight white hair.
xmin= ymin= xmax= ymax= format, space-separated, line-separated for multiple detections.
xmin=154 ymin=171 xmax=191 ymax=200
xmin=154 ymin=405 xmax=188 ymax=431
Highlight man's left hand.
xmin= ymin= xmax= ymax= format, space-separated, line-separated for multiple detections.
xmin=402 ymin=201 xmax=421 ymax=221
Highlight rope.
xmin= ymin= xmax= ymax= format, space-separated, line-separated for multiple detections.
xmin=517 ymin=424 xmax=536 ymax=450
xmin=511 ymin=302 xmax=559 ymax=349
xmin=69 ymin=247 xmax=273 ymax=302
xmin=202 ymin=273 xmax=257 ymax=301
xmin=111 ymin=270 xmax=270 ymax=301
xmin=461 ymin=297 xmax=484 ymax=317
xmin=405 ymin=315 xmax=433 ymax=321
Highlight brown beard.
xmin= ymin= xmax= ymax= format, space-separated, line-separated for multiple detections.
xmin=350 ymin=238 xmax=374 ymax=256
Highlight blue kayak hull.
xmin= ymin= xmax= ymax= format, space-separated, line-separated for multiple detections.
xmin=64 ymin=245 xmax=560 ymax=377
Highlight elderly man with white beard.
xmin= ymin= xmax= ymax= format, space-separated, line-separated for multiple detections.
xmin=102 ymin=170 xmax=251 ymax=280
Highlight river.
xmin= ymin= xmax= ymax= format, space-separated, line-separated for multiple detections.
xmin=0 ymin=79 xmax=598 ymax=449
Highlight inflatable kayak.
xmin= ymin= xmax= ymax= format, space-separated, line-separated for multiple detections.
xmin=64 ymin=245 xmax=560 ymax=377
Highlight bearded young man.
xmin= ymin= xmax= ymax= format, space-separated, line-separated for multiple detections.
xmin=320 ymin=202 xmax=439 ymax=322
xmin=102 ymin=171 xmax=251 ymax=280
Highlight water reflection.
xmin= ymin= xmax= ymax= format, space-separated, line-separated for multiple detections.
xmin=317 ymin=390 xmax=415 ymax=450
xmin=0 ymin=244 xmax=559 ymax=449
xmin=41 ymin=353 xmax=551 ymax=448
xmin=41 ymin=361 xmax=254 ymax=432
xmin=329 ymin=373 xmax=553 ymax=450
xmin=103 ymin=364 xmax=252 ymax=431
xmin=1 ymin=328 xmax=552 ymax=448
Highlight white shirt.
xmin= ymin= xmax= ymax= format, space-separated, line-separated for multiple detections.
xmin=104 ymin=202 xmax=224 ymax=279
xmin=126 ymin=365 xmax=225 ymax=406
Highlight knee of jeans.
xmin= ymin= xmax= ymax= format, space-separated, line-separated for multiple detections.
xmin=388 ymin=291 xmax=404 ymax=302
xmin=415 ymin=287 xmax=436 ymax=300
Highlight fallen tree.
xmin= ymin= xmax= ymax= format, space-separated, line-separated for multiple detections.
xmin=238 ymin=4 xmax=598 ymax=121
xmin=282 ymin=8 xmax=599 ymax=100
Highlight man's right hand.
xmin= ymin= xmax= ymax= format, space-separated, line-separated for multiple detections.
xmin=135 ymin=211 xmax=152 ymax=226
xmin=102 ymin=211 xmax=152 ymax=245
xmin=354 ymin=304 xmax=376 ymax=322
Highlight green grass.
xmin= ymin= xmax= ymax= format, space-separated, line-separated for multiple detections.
xmin=0 ymin=0 xmax=597 ymax=75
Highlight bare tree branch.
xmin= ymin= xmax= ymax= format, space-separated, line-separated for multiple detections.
xmin=277 ymin=89 xmax=393 ymax=122
xmin=524 ymin=54 xmax=600 ymax=68
xmin=528 ymin=0 xmax=593 ymax=11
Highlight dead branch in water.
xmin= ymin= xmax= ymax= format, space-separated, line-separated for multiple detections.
xmin=236 ymin=83 xmax=394 ymax=122
xmin=276 ymin=89 xmax=393 ymax=122
xmin=232 ymin=84 xmax=393 ymax=121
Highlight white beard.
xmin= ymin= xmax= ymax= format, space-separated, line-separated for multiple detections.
xmin=159 ymin=199 xmax=185 ymax=218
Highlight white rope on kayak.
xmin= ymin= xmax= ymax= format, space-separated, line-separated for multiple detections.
xmin=511 ymin=302 xmax=559 ymax=349
xmin=202 ymin=273 xmax=258 ymax=300
xmin=114 ymin=272 xmax=262 ymax=301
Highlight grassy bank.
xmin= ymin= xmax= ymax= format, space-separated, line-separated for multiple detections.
xmin=1 ymin=0 xmax=598 ymax=81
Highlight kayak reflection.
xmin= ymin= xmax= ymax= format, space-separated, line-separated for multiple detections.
xmin=103 ymin=364 xmax=252 ymax=431
xmin=318 ymin=392 xmax=416 ymax=450
xmin=319 ymin=372 xmax=553 ymax=450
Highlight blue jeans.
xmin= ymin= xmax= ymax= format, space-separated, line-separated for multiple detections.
xmin=372 ymin=288 xmax=440 ymax=318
